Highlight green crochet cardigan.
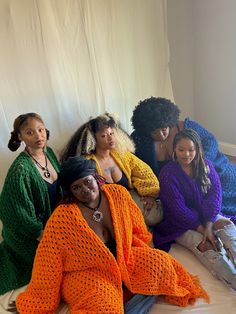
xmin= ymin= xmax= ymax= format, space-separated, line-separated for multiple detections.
xmin=0 ymin=147 xmax=60 ymax=295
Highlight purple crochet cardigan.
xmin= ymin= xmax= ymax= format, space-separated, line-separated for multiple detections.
xmin=153 ymin=160 xmax=222 ymax=251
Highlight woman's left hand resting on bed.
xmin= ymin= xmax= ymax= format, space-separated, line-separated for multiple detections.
xmin=140 ymin=196 xmax=156 ymax=211
xmin=197 ymin=222 xmax=219 ymax=251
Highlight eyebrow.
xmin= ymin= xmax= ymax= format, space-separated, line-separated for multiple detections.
xmin=177 ymin=145 xmax=195 ymax=149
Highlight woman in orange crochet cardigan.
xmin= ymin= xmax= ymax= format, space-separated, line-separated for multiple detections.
xmin=16 ymin=156 xmax=209 ymax=314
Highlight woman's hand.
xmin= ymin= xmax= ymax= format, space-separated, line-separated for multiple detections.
xmin=140 ymin=196 xmax=156 ymax=211
xmin=202 ymin=222 xmax=218 ymax=251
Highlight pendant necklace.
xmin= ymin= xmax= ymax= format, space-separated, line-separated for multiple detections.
xmin=81 ymin=191 xmax=103 ymax=223
xmin=25 ymin=149 xmax=51 ymax=178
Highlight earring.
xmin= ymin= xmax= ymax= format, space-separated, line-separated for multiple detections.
xmin=172 ymin=151 xmax=176 ymax=161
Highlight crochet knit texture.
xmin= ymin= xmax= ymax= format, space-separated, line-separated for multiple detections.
xmin=17 ymin=184 xmax=209 ymax=313
xmin=88 ymin=150 xmax=160 ymax=197
xmin=132 ymin=118 xmax=236 ymax=222
xmin=185 ymin=118 xmax=236 ymax=221
xmin=0 ymin=147 xmax=60 ymax=295
xmin=154 ymin=159 xmax=222 ymax=250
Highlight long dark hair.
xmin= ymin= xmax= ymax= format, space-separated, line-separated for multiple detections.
xmin=8 ymin=113 xmax=49 ymax=151
xmin=173 ymin=128 xmax=211 ymax=194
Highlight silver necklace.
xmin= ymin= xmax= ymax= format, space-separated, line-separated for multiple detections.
xmin=80 ymin=191 xmax=103 ymax=223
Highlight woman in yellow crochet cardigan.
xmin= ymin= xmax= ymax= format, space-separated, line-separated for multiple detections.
xmin=60 ymin=113 xmax=162 ymax=226
xmin=16 ymin=156 xmax=209 ymax=313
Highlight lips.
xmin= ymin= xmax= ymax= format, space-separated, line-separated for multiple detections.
xmin=182 ymin=158 xmax=191 ymax=162
xmin=35 ymin=140 xmax=44 ymax=145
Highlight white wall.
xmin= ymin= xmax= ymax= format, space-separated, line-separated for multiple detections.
xmin=0 ymin=0 xmax=172 ymax=190
xmin=193 ymin=0 xmax=236 ymax=147
xmin=167 ymin=0 xmax=236 ymax=155
xmin=167 ymin=0 xmax=194 ymax=119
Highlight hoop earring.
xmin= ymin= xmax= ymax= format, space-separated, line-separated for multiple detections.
xmin=172 ymin=151 xmax=176 ymax=161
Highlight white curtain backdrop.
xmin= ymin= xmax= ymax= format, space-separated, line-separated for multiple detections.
xmin=0 ymin=0 xmax=173 ymax=189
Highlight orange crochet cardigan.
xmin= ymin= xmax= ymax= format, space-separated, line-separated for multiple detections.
xmin=17 ymin=184 xmax=209 ymax=313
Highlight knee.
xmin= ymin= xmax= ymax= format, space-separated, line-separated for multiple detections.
xmin=213 ymin=219 xmax=233 ymax=231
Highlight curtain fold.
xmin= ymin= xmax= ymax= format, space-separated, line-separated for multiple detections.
xmin=0 ymin=0 xmax=172 ymax=189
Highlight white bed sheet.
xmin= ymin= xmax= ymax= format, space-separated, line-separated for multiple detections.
xmin=150 ymin=244 xmax=236 ymax=314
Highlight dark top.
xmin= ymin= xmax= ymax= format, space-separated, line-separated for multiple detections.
xmin=44 ymin=180 xmax=60 ymax=223
xmin=105 ymin=238 xmax=116 ymax=257
xmin=116 ymin=172 xmax=129 ymax=189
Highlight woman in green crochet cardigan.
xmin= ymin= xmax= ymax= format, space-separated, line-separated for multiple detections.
xmin=0 ymin=113 xmax=61 ymax=298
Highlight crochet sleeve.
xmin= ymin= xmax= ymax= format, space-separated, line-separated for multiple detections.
xmin=184 ymin=118 xmax=225 ymax=161
xmin=159 ymin=168 xmax=201 ymax=232
xmin=0 ymin=166 xmax=43 ymax=238
xmin=201 ymin=160 xmax=222 ymax=223
xmin=126 ymin=152 xmax=160 ymax=197
xmin=16 ymin=214 xmax=63 ymax=313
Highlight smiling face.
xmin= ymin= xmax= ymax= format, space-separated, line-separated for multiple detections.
xmin=174 ymin=138 xmax=196 ymax=168
xmin=151 ymin=127 xmax=170 ymax=142
xmin=18 ymin=117 xmax=47 ymax=150
xmin=95 ymin=126 xmax=116 ymax=150
xmin=70 ymin=175 xmax=99 ymax=203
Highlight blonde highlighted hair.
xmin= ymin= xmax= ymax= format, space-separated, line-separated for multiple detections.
xmin=60 ymin=113 xmax=135 ymax=162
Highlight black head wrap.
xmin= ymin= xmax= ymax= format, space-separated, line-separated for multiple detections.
xmin=59 ymin=156 xmax=96 ymax=191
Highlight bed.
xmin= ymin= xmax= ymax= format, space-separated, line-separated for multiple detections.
xmin=0 ymin=237 xmax=235 ymax=313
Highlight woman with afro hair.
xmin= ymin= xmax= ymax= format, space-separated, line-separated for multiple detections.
xmin=131 ymin=96 xmax=236 ymax=222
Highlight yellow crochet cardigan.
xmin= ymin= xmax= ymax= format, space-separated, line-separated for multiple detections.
xmin=88 ymin=150 xmax=160 ymax=197
xmin=17 ymin=185 xmax=208 ymax=313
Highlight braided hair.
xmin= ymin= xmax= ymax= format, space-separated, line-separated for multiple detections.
xmin=172 ymin=128 xmax=211 ymax=194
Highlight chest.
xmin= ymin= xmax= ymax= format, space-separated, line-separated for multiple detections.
xmin=36 ymin=158 xmax=58 ymax=183
xmin=154 ymin=130 xmax=177 ymax=161
xmin=79 ymin=196 xmax=115 ymax=243
xmin=97 ymin=157 xmax=122 ymax=183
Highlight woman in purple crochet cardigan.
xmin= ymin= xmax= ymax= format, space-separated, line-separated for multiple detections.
xmin=153 ymin=129 xmax=236 ymax=291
